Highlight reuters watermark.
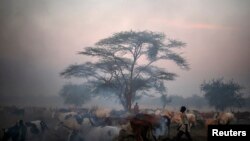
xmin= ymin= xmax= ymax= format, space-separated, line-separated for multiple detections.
xmin=208 ymin=125 xmax=250 ymax=141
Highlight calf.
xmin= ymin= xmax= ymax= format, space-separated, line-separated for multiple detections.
xmin=25 ymin=120 xmax=48 ymax=134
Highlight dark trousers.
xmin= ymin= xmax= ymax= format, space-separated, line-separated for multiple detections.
xmin=175 ymin=131 xmax=192 ymax=141
xmin=175 ymin=125 xmax=192 ymax=141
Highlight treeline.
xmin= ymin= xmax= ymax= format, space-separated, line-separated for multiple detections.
xmin=166 ymin=94 xmax=250 ymax=111
xmin=167 ymin=95 xmax=209 ymax=109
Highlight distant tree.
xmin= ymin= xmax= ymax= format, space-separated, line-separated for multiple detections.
xmin=244 ymin=97 xmax=250 ymax=108
xmin=161 ymin=94 xmax=172 ymax=109
xmin=200 ymin=78 xmax=245 ymax=111
xmin=168 ymin=95 xmax=185 ymax=106
xmin=186 ymin=94 xmax=208 ymax=108
xmin=61 ymin=30 xmax=189 ymax=111
xmin=59 ymin=84 xmax=91 ymax=107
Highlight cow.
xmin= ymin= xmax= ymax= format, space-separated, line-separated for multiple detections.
xmin=204 ymin=112 xmax=235 ymax=129
xmin=67 ymin=125 xmax=121 ymax=141
xmin=216 ymin=112 xmax=235 ymax=125
xmin=25 ymin=120 xmax=48 ymax=134
xmin=2 ymin=120 xmax=49 ymax=141
xmin=204 ymin=118 xmax=218 ymax=129
xmin=186 ymin=113 xmax=196 ymax=127
xmin=89 ymin=107 xmax=113 ymax=119
xmin=25 ymin=120 xmax=49 ymax=141
xmin=171 ymin=112 xmax=196 ymax=128
xmin=128 ymin=113 xmax=170 ymax=141
xmin=53 ymin=111 xmax=89 ymax=131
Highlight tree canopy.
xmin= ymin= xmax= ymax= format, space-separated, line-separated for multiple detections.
xmin=200 ymin=78 xmax=245 ymax=111
xmin=61 ymin=30 xmax=189 ymax=111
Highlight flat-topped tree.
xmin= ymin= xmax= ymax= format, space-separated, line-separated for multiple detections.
xmin=61 ymin=30 xmax=189 ymax=111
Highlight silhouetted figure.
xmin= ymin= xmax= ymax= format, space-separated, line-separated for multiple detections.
xmin=19 ymin=120 xmax=27 ymax=141
xmin=174 ymin=106 xmax=193 ymax=141
xmin=134 ymin=102 xmax=139 ymax=114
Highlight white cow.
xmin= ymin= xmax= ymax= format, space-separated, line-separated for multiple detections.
xmin=68 ymin=125 xmax=120 ymax=141
xmin=217 ymin=112 xmax=235 ymax=124
xmin=53 ymin=111 xmax=86 ymax=131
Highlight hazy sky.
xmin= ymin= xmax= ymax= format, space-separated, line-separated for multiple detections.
xmin=0 ymin=0 xmax=249 ymax=104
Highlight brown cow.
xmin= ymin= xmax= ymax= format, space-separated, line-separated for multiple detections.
xmin=129 ymin=114 xmax=157 ymax=141
xmin=129 ymin=113 xmax=170 ymax=141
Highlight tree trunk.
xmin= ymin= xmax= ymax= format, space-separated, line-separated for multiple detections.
xmin=128 ymin=100 xmax=132 ymax=112
xmin=123 ymin=91 xmax=133 ymax=112
xmin=126 ymin=93 xmax=132 ymax=112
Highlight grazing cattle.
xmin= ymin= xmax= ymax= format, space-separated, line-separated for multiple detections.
xmin=90 ymin=107 xmax=112 ymax=118
xmin=87 ymin=126 xmax=120 ymax=141
xmin=161 ymin=110 xmax=174 ymax=119
xmin=2 ymin=120 xmax=27 ymax=141
xmin=24 ymin=120 xmax=48 ymax=141
xmin=186 ymin=113 xmax=196 ymax=127
xmin=129 ymin=113 xmax=170 ymax=141
xmin=140 ymin=109 xmax=155 ymax=115
xmin=87 ymin=112 xmax=108 ymax=127
xmin=171 ymin=112 xmax=196 ymax=130
xmin=129 ymin=116 xmax=153 ymax=141
xmin=52 ymin=111 xmax=89 ymax=130
xmin=154 ymin=109 xmax=162 ymax=116
xmin=54 ymin=109 xmax=117 ymax=131
xmin=187 ymin=110 xmax=204 ymax=125
xmin=2 ymin=120 xmax=49 ymax=141
xmin=204 ymin=118 xmax=218 ymax=129
xmin=67 ymin=125 xmax=121 ymax=141
xmin=117 ymin=121 xmax=137 ymax=141
xmin=25 ymin=120 xmax=48 ymax=134
xmin=171 ymin=112 xmax=182 ymax=125
xmin=216 ymin=112 xmax=235 ymax=125
xmin=204 ymin=112 xmax=235 ymax=128
xmin=52 ymin=110 xmax=78 ymax=120
xmin=96 ymin=116 xmax=129 ymax=127
xmin=54 ymin=112 xmax=88 ymax=130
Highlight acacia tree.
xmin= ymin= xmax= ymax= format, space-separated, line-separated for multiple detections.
xmin=60 ymin=84 xmax=91 ymax=108
xmin=200 ymin=78 xmax=245 ymax=111
xmin=61 ymin=31 xmax=189 ymax=111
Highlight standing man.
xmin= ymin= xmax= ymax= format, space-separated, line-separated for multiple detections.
xmin=19 ymin=120 xmax=27 ymax=141
xmin=134 ymin=102 xmax=139 ymax=114
xmin=174 ymin=106 xmax=193 ymax=141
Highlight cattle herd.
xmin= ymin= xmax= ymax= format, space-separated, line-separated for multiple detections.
xmin=0 ymin=106 xmax=249 ymax=141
